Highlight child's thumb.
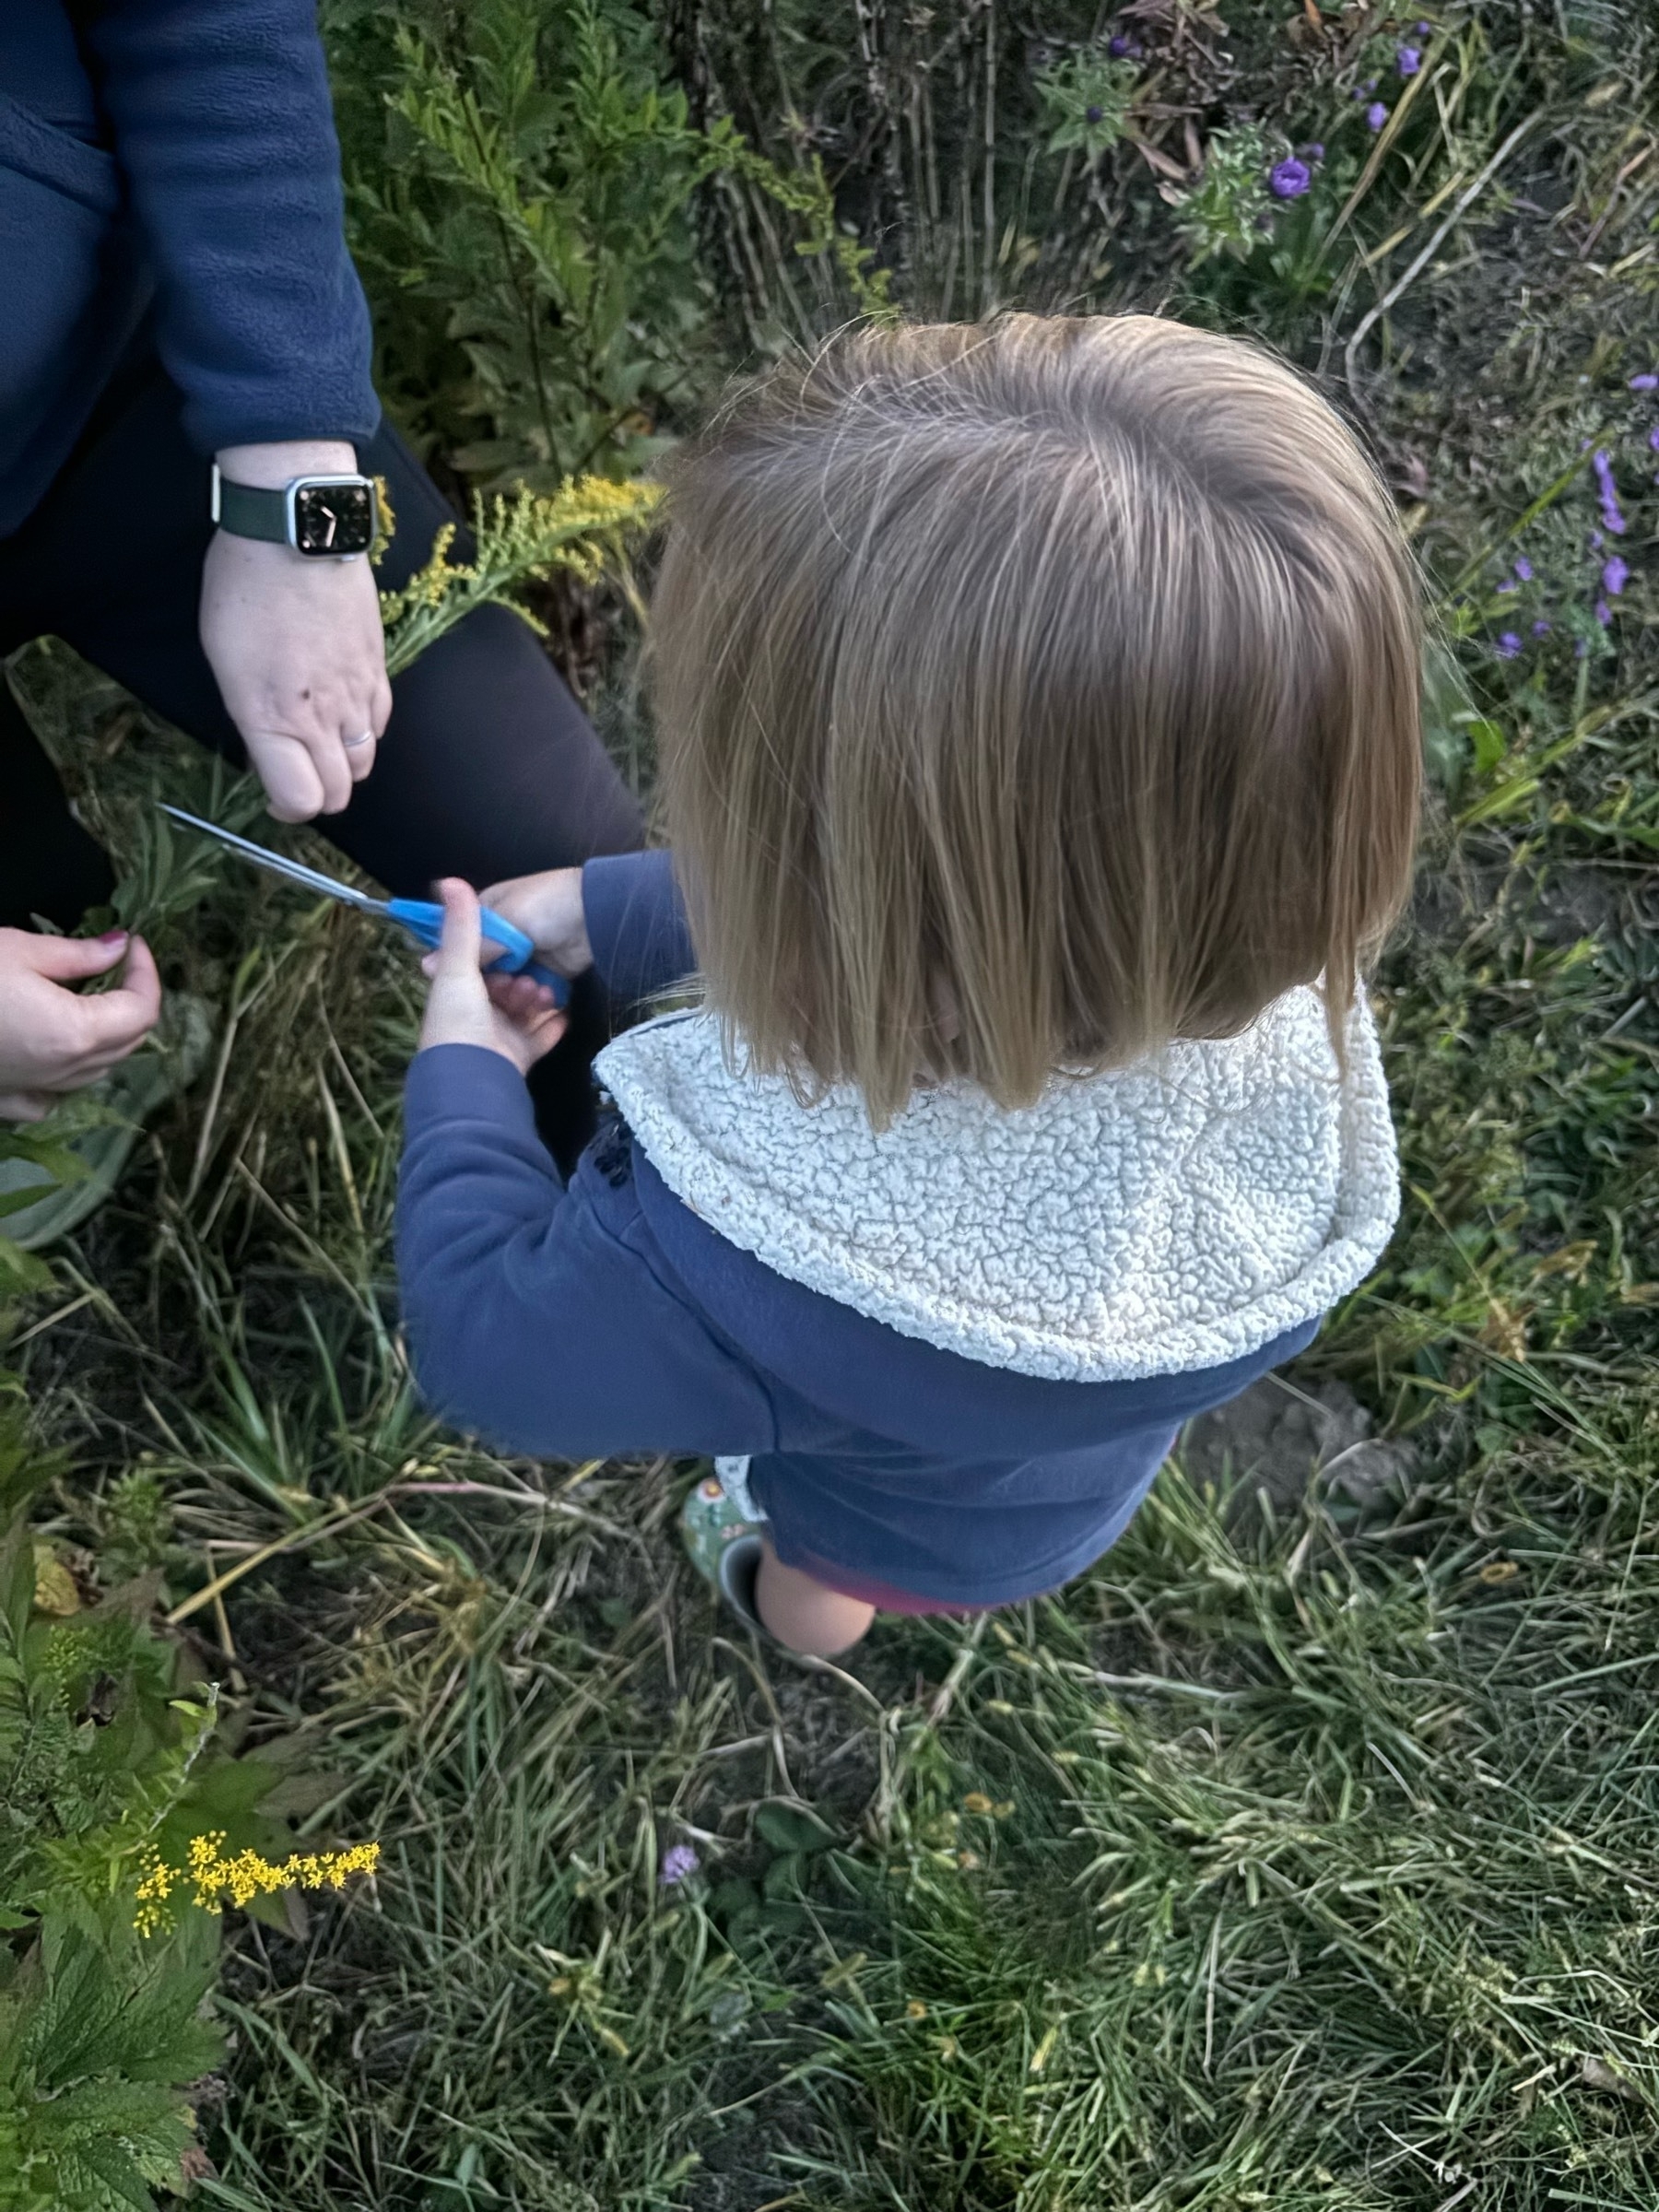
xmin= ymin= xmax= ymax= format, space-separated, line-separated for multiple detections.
xmin=431 ymin=879 xmax=484 ymax=975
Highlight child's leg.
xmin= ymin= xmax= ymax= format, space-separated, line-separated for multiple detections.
xmin=755 ymin=1539 xmax=876 ymax=1656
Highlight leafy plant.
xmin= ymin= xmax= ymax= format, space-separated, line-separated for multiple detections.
xmin=1036 ymin=47 xmax=1141 ymax=162
xmin=0 ymin=1402 xmax=375 ymax=2207
xmin=0 ymin=1918 xmax=222 ymax=2212
xmin=1171 ymin=124 xmax=1272 ymax=266
xmin=0 ymin=1123 xmax=91 ymax=1300
xmin=325 ymin=0 xmax=886 ymax=491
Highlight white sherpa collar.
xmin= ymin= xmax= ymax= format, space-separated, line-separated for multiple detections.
xmin=594 ymin=987 xmax=1399 ymax=1384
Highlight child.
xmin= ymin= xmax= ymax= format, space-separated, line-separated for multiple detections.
xmin=397 ymin=314 xmax=1420 ymax=1657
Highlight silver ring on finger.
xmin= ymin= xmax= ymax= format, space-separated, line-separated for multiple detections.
xmin=344 ymin=730 xmax=375 ymax=750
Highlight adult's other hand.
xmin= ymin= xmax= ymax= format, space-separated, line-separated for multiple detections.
xmin=477 ymin=867 xmax=594 ymax=978
xmin=418 ymin=880 xmax=568 ymax=1074
xmin=199 ymin=441 xmax=392 ymax=824
xmin=0 ymin=928 xmax=162 ymax=1123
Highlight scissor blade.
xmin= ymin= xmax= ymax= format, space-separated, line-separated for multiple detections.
xmin=159 ymin=805 xmax=382 ymax=913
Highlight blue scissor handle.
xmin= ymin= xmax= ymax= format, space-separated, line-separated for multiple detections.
xmin=386 ymin=898 xmax=571 ymax=1008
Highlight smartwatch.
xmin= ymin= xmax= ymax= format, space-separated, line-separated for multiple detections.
xmin=210 ymin=465 xmax=378 ymax=559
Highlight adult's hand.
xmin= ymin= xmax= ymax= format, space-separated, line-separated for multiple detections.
xmin=418 ymin=881 xmax=568 ymax=1075
xmin=199 ymin=440 xmax=392 ymax=824
xmin=0 ymin=928 xmax=162 ymax=1123
xmin=477 ymin=869 xmax=590 ymax=1028
xmin=477 ymin=868 xmax=594 ymax=979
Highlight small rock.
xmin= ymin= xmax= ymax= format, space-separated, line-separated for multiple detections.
xmin=1581 ymin=2054 xmax=1643 ymax=2102
xmin=1180 ymin=1377 xmax=1414 ymax=1518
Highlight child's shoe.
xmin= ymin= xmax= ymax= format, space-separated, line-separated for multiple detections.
xmin=679 ymin=1468 xmax=768 ymax=1635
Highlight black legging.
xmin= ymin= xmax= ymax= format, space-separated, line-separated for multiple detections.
xmin=0 ymin=345 xmax=645 ymax=1171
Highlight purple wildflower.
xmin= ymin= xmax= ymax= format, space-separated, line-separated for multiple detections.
xmin=1495 ymin=631 xmax=1523 ymax=659
xmin=1512 ymin=556 xmax=1533 ymax=581
xmin=660 ymin=1843 xmax=700 ymax=1887
xmin=1590 ymin=526 xmax=1606 ymax=550
xmin=1532 ymin=618 xmax=1552 ymax=637
xmin=1591 ymin=453 xmax=1625 ymax=531
xmin=1366 ymin=101 xmax=1389 ymax=130
xmin=1575 ymin=639 xmax=1589 ymax=658
xmin=1298 ymin=141 xmax=1325 ymax=161
xmin=1496 ymin=578 xmax=1516 ymax=594
xmin=1649 ymin=424 xmax=1659 ymax=452
xmin=1602 ymin=555 xmax=1630 ymax=596
xmin=1086 ymin=104 xmax=1104 ymax=123
xmin=1270 ymin=158 xmax=1312 ymax=199
xmin=1397 ymin=45 xmax=1422 ymax=75
xmin=1595 ymin=600 xmax=1613 ymax=626
xmin=1630 ymin=372 xmax=1659 ymax=391
xmin=1107 ymin=32 xmax=1142 ymax=57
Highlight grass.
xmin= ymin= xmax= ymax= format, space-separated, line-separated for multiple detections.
xmin=8 ymin=2 xmax=1659 ymax=2206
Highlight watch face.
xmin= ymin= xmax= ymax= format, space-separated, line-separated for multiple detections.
xmin=293 ymin=480 xmax=374 ymax=557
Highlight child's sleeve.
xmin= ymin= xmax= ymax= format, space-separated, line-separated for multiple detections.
xmin=581 ymin=851 xmax=697 ymax=1006
xmin=395 ymin=1042 xmax=778 ymax=1460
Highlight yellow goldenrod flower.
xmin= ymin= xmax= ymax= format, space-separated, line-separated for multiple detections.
xmin=135 ymin=1831 xmax=379 ymax=1936
xmin=379 ymin=476 xmax=664 ymax=677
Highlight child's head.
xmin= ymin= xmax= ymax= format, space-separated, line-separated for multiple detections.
xmin=651 ymin=313 xmax=1421 ymax=1124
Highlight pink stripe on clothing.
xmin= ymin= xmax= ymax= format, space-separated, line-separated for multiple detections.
xmin=790 ymin=1549 xmax=1005 ymax=1617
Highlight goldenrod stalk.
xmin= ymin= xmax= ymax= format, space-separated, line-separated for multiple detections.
xmin=135 ymin=1830 xmax=380 ymax=1936
xmin=379 ymin=475 xmax=664 ymax=677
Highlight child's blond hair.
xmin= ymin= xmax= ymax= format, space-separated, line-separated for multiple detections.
xmin=651 ymin=313 xmax=1421 ymax=1126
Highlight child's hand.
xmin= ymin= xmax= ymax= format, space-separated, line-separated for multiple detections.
xmin=477 ymin=867 xmax=593 ymax=980
xmin=418 ymin=879 xmax=569 ymax=1073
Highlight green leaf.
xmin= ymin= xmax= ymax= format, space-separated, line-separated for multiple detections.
xmin=1457 ymin=770 xmax=1540 ymax=827
xmin=759 ymin=1900 xmax=809 ymax=1935
xmin=1461 ymin=715 xmax=1509 ymax=777
xmin=66 ymin=2136 xmax=164 ymax=2212
xmin=1 ymin=1520 xmax=39 ymax=1643
xmin=0 ymin=1235 xmax=53 ymax=1298
xmin=754 ymin=1804 xmax=836 ymax=1854
xmin=761 ymin=1851 xmax=806 ymax=1901
xmin=0 ymin=1474 xmax=56 ymax=1549
xmin=707 ymin=1877 xmax=759 ymax=1924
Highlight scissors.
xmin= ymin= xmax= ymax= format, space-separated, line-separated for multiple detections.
xmin=159 ymin=805 xmax=570 ymax=1007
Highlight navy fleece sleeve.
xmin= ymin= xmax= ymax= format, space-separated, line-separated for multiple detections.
xmin=79 ymin=0 xmax=378 ymax=453
xmin=395 ymin=1043 xmax=777 ymax=1459
xmin=581 ymin=850 xmax=697 ymax=1006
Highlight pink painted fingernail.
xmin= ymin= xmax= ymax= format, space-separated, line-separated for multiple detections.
xmin=97 ymin=929 xmax=128 ymax=947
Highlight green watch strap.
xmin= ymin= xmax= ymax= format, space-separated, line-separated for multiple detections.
xmin=214 ymin=477 xmax=289 ymax=546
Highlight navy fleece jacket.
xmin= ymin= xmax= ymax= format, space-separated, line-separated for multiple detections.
xmin=0 ymin=0 xmax=377 ymax=534
xmin=396 ymin=852 xmax=1316 ymax=1607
